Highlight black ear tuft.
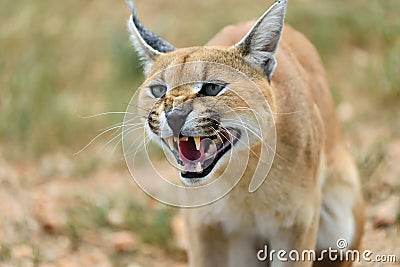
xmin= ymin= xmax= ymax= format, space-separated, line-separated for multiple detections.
xmin=127 ymin=0 xmax=176 ymax=53
xmin=126 ymin=0 xmax=176 ymax=73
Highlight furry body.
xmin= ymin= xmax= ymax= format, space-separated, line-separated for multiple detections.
xmin=127 ymin=1 xmax=364 ymax=266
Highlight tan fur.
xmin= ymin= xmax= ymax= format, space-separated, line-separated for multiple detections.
xmin=136 ymin=16 xmax=364 ymax=267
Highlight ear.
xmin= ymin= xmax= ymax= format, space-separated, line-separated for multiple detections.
xmin=126 ymin=0 xmax=176 ymax=74
xmin=234 ymin=0 xmax=287 ymax=82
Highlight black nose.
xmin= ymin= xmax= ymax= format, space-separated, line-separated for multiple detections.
xmin=166 ymin=108 xmax=191 ymax=136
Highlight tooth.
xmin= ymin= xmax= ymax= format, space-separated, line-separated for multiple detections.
xmin=207 ymin=144 xmax=217 ymax=154
xmin=174 ymin=137 xmax=179 ymax=142
xmin=194 ymin=137 xmax=201 ymax=150
xmin=181 ymin=136 xmax=188 ymax=141
xmin=196 ymin=162 xmax=202 ymax=173
xmin=167 ymin=137 xmax=174 ymax=150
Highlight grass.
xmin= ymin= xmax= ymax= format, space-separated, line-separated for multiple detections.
xmin=0 ymin=245 xmax=11 ymax=262
xmin=61 ymin=193 xmax=177 ymax=266
xmin=64 ymin=194 xmax=175 ymax=251
xmin=0 ymin=1 xmax=399 ymax=265
xmin=1 ymin=0 xmax=399 ymax=160
xmin=287 ymin=0 xmax=400 ymax=105
xmin=0 ymin=0 xmax=143 ymax=159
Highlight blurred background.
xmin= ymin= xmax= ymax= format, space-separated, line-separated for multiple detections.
xmin=0 ymin=0 xmax=399 ymax=266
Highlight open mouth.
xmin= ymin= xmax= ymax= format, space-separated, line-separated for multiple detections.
xmin=163 ymin=128 xmax=241 ymax=179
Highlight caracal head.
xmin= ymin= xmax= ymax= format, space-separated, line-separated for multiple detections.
xmin=126 ymin=0 xmax=287 ymax=186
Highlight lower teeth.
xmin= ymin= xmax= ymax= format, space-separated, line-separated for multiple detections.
xmin=206 ymin=143 xmax=217 ymax=155
xmin=196 ymin=162 xmax=202 ymax=173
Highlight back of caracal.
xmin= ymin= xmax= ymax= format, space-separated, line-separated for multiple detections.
xmin=126 ymin=0 xmax=364 ymax=266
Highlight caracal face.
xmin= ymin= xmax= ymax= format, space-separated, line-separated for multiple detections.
xmin=129 ymin=1 xmax=285 ymax=186
xmin=137 ymin=48 xmax=274 ymax=186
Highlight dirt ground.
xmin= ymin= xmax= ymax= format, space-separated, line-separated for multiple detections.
xmin=0 ymin=137 xmax=399 ymax=267
xmin=1 ymin=0 xmax=399 ymax=266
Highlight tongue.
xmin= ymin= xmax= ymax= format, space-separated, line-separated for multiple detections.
xmin=178 ymin=137 xmax=221 ymax=172
xmin=179 ymin=137 xmax=203 ymax=162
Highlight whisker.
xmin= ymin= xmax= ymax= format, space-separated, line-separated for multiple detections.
xmin=220 ymin=107 xmax=265 ymax=122
xmin=209 ymin=126 xmax=241 ymax=160
xmin=74 ymin=125 xmax=127 ymax=155
xmin=223 ymin=106 xmax=302 ymax=117
xmin=216 ymin=125 xmax=260 ymax=161
xmin=99 ymin=132 xmax=124 ymax=155
xmin=79 ymin=111 xmax=142 ymax=119
xmin=113 ymin=124 xmax=148 ymax=159
xmin=99 ymin=121 xmax=144 ymax=133
xmin=125 ymin=103 xmax=152 ymax=113
xmin=75 ymin=123 xmax=145 ymax=155
xmin=272 ymin=110 xmax=302 ymax=115
xmin=99 ymin=124 xmax=144 ymax=154
xmin=111 ymin=138 xmax=123 ymax=156
xmin=128 ymin=135 xmax=153 ymax=160
xmin=222 ymin=119 xmax=265 ymax=141
xmin=222 ymin=120 xmax=288 ymax=162
xmin=123 ymin=130 xmax=150 ymax=159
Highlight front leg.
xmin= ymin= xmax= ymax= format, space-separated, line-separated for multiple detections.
xmin=185 ymin=216 xmax=228 ymax=267
xmin=267 ymin=205 xmax=320 ymax=267
xmin=186 ymin=222 xmax=266 ymax=267
xmin=227 ymin=235 xmax=266 ymax=267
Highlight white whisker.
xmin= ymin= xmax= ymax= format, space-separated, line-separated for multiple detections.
xmin=221 ymin=120 xmax=287 ymax=162
xmin=75 ymin=123 xmax=145 ymax=155
xmin=79 ymin=111 xmax=143 ymax=119
xmin=123 ymin=129 xmax=150 ymax=159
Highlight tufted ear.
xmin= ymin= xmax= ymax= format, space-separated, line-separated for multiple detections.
xmin=234 ymin=0 xmax=287 ymax=82
xmin=126 ymin=0 xmax=176 ymax=74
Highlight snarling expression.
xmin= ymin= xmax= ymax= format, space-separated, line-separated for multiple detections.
xmin=137 ymin=53 xmax=262 ymax=185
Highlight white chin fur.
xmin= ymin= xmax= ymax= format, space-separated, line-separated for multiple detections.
xmin=179 ymin=174 xmax=212 ymax=186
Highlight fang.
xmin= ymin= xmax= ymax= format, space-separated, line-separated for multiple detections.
xmin=196 ymin=162 xmax=202 ymax=173
xmin=194 ymin=136 xmax=201 ymax=150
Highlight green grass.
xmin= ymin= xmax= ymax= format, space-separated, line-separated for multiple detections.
xmin=0 ymin=245 xmax=11 ymax=262
xmin=0 ymin=1 xmax=399 ymax=265
xmin=287 ymin=0 xmax=400 ymax=104
xmin=123 ymin=199 xmax=175 ymax=249
xmin=64 ymin=194 xmax=175 ymax=250
xmin=0 ymin=0 xmax=143 ymax=159
xmin=1 ymin=0 xmax=399 ymax=159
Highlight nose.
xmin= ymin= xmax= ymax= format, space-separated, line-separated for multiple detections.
xmin=166 ymin=108 xmax=192 ymax=136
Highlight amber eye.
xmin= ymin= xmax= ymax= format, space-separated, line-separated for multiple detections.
xmin=199 ymin=83 xmax=226 ymax=96
xmin=150 ymin=85 xmax=167 ymax=98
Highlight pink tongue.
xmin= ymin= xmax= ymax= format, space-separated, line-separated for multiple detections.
xmin=179 ymin=137 xmax=201 ymax=161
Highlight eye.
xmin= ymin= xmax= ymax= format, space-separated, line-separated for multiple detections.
xmin=150 ymin=85 xmax=167 ymax=98
xmin=199 ymin=83 xmax=226 ymax=96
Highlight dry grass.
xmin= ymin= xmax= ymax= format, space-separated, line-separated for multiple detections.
xmin=0 ymin=0 xmax=399 ymax=266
